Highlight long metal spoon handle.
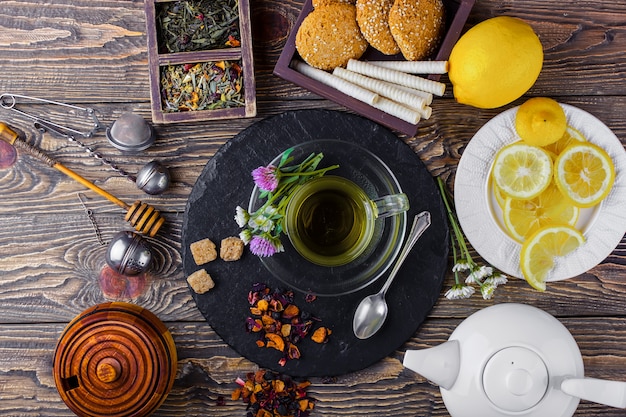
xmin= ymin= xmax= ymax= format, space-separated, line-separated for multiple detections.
xmin=379 ymin=211 xmax=431 ymax=295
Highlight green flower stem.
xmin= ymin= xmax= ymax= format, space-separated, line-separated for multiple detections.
xmin=281 ymin=164 xmax=339 ymax=177
xmin=437 ymin=177 xmax=474 ymax=285
xmin=437 ymin=177 xmax=474 ymax=274
xmin=449 ymin=223 xmax=461 ymax=286
xmin=266 ymin=166 xmax=336 ymax=207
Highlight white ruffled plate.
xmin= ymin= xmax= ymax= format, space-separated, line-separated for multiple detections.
xmin=455 ymin=104 xmax=626 ymax=280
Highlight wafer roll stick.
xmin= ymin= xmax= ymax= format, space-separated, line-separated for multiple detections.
xmin=333 ymin=67 xmax=427 ymax=110
xmin=346 ymin=59 xmax=446 ymax=96
xmin=367 ymin=60 xmax=449 ymax=74
xmin=292 ymin=60 xmax=379 ymax=105
xmin=418 ymin=105 xmax=433 ymax=120
xmin=372 ymin=97 xmax=421 ymax=124
xmin=0 ymin=122 xmax=165 ymax=237
xmin=378 ymin=80 xmax=433 ymax=105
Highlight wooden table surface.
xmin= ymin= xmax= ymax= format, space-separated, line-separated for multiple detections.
xmin=1 ymin=0 xmax=625 ymax=416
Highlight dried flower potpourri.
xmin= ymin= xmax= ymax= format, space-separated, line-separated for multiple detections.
xmin=155 ymin=0 xmax=240 ymax=53
xmin=235 ymin=147 xmax=338 ymax=257
xmin=160 ymin=60 xmax=244 ymax=112
xmin=232 ymin=369 xmax=314 ymax=417
xmin=437 ymin=177 xmax=508 ymax=300
xmin=246 ymin=283 xmax=331 ymax=366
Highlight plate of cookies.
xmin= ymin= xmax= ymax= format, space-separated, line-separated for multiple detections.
xmin=274 ymin=0 xmax=475 ymax=136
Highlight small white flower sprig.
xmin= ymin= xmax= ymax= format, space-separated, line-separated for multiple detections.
xmin=235 ymin=147 xmax=339 ymax=257
xmin=436 ymin=177 xmax=508 ymax=300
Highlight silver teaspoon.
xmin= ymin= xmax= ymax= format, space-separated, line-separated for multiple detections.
xmin=353 ymin=211 xmax=432 ymax=339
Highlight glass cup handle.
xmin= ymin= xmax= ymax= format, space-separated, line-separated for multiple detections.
xmin=372 ymin=193 xmax=410 ymax=219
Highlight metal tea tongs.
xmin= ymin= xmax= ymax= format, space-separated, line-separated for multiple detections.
xmin=0 ymin=93 xmax=170 ymax=195
xmin=0 ymin=93 xmax=103 ymax=138
xmin=0 ymin=93 xmax=135 ymax=179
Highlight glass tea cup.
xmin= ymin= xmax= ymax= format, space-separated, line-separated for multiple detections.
xmin=284 ymin=175 xmax=409 ymax=267
xmin=249 ymin=139 xmax=408 ymax=296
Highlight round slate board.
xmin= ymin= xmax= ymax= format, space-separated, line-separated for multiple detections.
xmin=181 ymin=109 xmax=449 ymax=377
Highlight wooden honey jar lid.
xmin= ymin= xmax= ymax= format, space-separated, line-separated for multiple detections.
xmin=53 ymin=302 xmax=177 ymax=417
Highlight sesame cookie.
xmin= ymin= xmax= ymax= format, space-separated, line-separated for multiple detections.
xmin=356 ymin=0 xmax=399 ymax=55
xmin=312 ymin=0 xmax=355 ymax=7
xmin=296 ymin=3 xmax=368 ymax=70
xmin=388 ymin=0 xmax=445 ymax=61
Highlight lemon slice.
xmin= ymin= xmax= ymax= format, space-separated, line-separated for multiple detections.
xmin=492 ymin=178 xmax=507 ymax=209
xmin=543 ymin=125 xmax=586 ymax=156
xmin=520 ymin=225 xmax=585 ymax=291
xmin=503 ymin=183 xmax=579 ymax=243
xmin=492 ymin=142 xmax=553 ymax=200
xmin=515 ymin=97 xmax=567 ymax=147
xmin=554 ymin=142 xmax=615 ymax=208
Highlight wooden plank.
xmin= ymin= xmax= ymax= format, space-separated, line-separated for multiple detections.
xmin=1 ymin=319 xmax=626 ymax=416
xmin=0 ymin=1 xmax=624 ymax=102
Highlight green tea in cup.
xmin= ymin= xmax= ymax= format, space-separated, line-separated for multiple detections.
xmin=285 ymin=176 xmax=409 ymax=267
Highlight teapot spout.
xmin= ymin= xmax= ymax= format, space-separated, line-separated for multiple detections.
xmin=561 ymin=377 xmax=626 ymax=408
xmin=403 ymin=340 xmax=460 ymax=390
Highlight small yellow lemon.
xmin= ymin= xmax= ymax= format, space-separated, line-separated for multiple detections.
xmin=491 ymin=142 xmax=553 ymax=200
xmin=448 ymin=16 xmax=543 ymax=109
xmin=515 ymin=97 xmax=567 ymax=146
xmin=503 ymin=183 xmax=579 ymax=243
xmin=520 ymin=224 xmax=585 ymax=291
xmin=554 ymin=142 xmax=615 ymax=208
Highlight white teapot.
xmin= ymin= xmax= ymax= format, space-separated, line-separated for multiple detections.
xmin=403 ymin=303 xmax=626 ymax=417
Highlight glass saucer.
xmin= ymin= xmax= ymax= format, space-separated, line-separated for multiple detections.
xmin=248 ymin=139 xmax=407 ymax=296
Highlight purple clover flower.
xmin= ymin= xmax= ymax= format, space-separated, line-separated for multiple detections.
xmin=251 ymin=165 xmax=279 ymax=192
xmin=249 ymin=234 xmax=283 ymax=257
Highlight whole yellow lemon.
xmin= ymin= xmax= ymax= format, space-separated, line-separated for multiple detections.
xmin=448 ymin=16 xmax=543 ymax=109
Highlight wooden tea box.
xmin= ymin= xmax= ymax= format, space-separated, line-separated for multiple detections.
xmin=144 ymin=0 xmax=256 ymax=124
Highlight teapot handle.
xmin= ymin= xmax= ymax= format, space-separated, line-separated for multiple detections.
xmin=561 ymin=377 xmax=626 ymax=408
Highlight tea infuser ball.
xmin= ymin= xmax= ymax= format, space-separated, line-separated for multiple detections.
xmin=106 ymin=231 xmax=153 ymax=276
xmin=106 ymin=113 xmax=155 ymax=153
xmin=135 ymin=160 xmax=171 ymax=195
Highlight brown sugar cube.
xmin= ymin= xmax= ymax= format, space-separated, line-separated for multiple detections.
xmin=220 ymin=236 xmax=245 ymax=261
xmin=190 ymin=238 xmax=217 ymax=265
xmin=187 ymin=269 xmax=215 ymax=294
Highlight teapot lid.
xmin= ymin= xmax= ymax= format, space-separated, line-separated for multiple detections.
xmin=53 ymin=302 xmax=177 ymax=417
xmin=482 ymin=346 xmax=549 ymax=411
xmin=440 ymin=303 xmax=583 ymax=417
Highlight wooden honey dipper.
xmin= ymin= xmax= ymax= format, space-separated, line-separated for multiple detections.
xmin=0 ymin=122 xmax=165 ymax=237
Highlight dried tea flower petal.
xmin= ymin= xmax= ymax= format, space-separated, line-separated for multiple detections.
xmin=245 ymin=283 xmax=331 ymax=366
xmin=311 ymin=327 xmax=332 ymax=344
xmin=233 ymin=370 xmax=315 ymax=417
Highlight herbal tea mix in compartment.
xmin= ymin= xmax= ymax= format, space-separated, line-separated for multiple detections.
xmin=160 ymin=60 xmax=245 ymax=112
xmin=155 ymin=0 xmax=241 ymax=53
xmin=144 ymin=0 xmax=256 ymax=122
